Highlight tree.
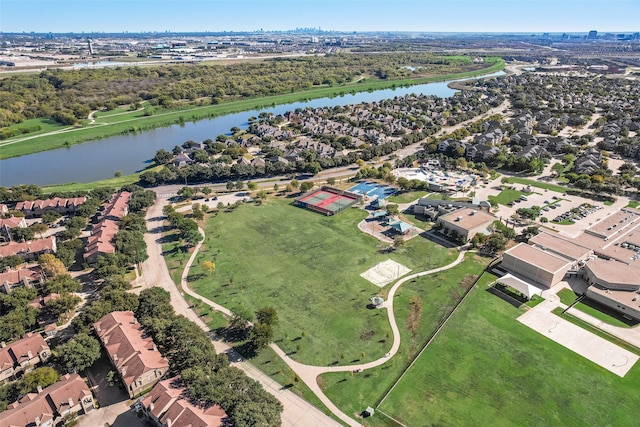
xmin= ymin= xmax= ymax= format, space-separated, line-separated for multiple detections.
xmin=248 ymin=323 xmax=273 ymax=351
xmin=153 ymin=149 xmax=173 ymax=165
xmin=386 ymin=204 xmax=399 ymax=215
xmin=136 ymin=287 xmax=174 ymax=321
xmin=485 ymin=233 xmax=507 ymax=254
xmin=39 ymin=254 xmax=67 ymax=278
xmin=326 ymin=177 xmax=336 ymax=186
xmin=397 ymin=177 xmax=412 ymax=191
xmin=114 ymin=230 xmax=148 ymax=264
xmin=46 ymin=293 xmax=81 ymax=319
xmin=192 ymin=203 xmax=204 ymax=221
xmin=178 ymin=186 xmax=194 ymax=199
xmin=41 ymin=210 xmax=61 ymax=225
xmin=299 ymin=181 xmax=314 ymax=193
xmin=235 ymin=180 xmax=245 ymax=190
xmin=30 ymin=222 xmax=49 ymax=239
xmin=19 ymin=367 xmax=59 ymax=396
xmin=247 ymin=181 xmax=258 ymax=191
xmin=203 ymin=261 xmax=216 ymax=275
xmin=290 ymin=179 xmax=299 ymax=189
xmin=43 ymin=274 xmax=81 ymax=294
xmin=55 ymin=333 xmax=101 ymax=373
xmin=393 ymin=235 xmax=405 ymax=248
xmin=11 ymin=226 xmax=34 ymax=242
xmin=255 ymin=307 xmax=278 ymax=326
xmin=226 ymin=181 xmax=235 ymax=191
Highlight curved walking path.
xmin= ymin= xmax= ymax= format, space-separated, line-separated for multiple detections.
xmin=176 ymin=210 xmax=467 ymax=426
xmin=142 ymin=198 xmax=341 ymax=427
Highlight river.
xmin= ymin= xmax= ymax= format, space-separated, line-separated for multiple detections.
xmin=0 ymin=71 xmax=504 ymax=186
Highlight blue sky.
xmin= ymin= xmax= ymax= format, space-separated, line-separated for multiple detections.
xmin=2 ymin=0 xmax=638 ymax=33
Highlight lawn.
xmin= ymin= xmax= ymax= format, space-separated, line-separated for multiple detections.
xmin=488 ymin=189 xmax=529 ymax=206
xmin=248 ymin=347 xmax=344 ymax=425
xmin=319 ymin=255 xmax=491 ymax=425
xmin=557 ymin=288 xmax=578 ymax=305
xmin=386 ymin=190 xmax=428 ymax=204
xmin=573 ymin=299 xmax=636 ymax=329
xmin=626 ymin=201 xmax=640 ymax=209
xmin=40 ymin=166 xmax=162 ymax=193
xmin=0 ymin=117 xmax=68 ymax=140
xmin=188 ymin=198 xmax=457 ymax=366
xmin=398 ymin=210 xmax=432 ymax=230
xmin=373 ymin=274 xmax=640 ymax=427
xmin=502 ymin=177 xmax=570 ymax=194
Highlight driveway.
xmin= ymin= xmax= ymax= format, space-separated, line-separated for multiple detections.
xmin=76 ymin=353 xmax=143 ymax=427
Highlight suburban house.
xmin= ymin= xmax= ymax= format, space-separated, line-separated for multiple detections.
xmin=101 ymin=191 xmax=131 ymax=220
xmin=0 ymin=373 xmax=94 ymax=427
xmin=141 ymin=377 xmax=229 ymax=427
xmin=83 ymin=218 xmax=120 ymax=264
xmin=84 ymin=191 xmax=131 ymax=264
xmin=0 ymin=266 xmax=43 ymax=293
xmin=0 ymin=236 xmax=57 ymax=261
xmin=436 ymin=207 xmax=495 ymax=242
xmin=94 ymin=311 xmax=169 ymax=398
xmin=0 ymin=333 xmax=51 ymax=383
xmin=0 ymin=216 xmax=28 ymax=241
xmin=15 ymin=197 xmax=86 ymax=218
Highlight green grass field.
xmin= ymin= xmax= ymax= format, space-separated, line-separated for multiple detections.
xmin=488 ymin=188 xmax=530 ymax=206
xmin=0 ymin=58 xmax=504 ymax=159
xmin=319 ymin=255 xmax=491 ymax=425
xmin=557 ymin=288 xmax=578 ymax=305
xmin=375 ymin=274 xmax=640 ymax=427
xmin=188 ymin=198 xmax=457 ymax=366
xmin=386 ymin=190 xmax=429 ymax=204
xmin=40 ymin=166 xmax=161 ymax=193
xmin=501 ymin=177 xmax=570 ymax=194
xmin=1 ymin=117 xmax=68 ymax=139
xmin=626 ymin=201 xmax=640 ymax=209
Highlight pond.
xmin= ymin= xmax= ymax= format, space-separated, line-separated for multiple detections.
xmin=0 ymin=71 xmax=504 ymax=186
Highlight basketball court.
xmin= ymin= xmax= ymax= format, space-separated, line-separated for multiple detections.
xmin=360 ymin=259 xmax=411 ymax=287
xmin=518 ymin=301 xmax=638 ymax=377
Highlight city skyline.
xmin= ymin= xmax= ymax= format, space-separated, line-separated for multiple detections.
xmin=2 ymin=0 xmax=639 ymax=34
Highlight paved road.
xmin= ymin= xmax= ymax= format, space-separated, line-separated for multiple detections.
xmin=141 ymin=197 xmax=341 ymax=427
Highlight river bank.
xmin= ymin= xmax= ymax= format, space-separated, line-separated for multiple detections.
xmin=0 ymin=58 xmax=504 ymax=160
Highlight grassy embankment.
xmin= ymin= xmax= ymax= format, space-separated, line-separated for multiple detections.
xmin=40 ymin=166 xmax=162 ymax=194
xmin=0 ymin=58 xmax=504 ymax=160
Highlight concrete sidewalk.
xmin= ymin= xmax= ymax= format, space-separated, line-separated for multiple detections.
xmin=518 ymin=300 xmax=638 ymax=377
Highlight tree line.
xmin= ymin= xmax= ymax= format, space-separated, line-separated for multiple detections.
xmin=1 ymin=52 xmax=486 ymax=132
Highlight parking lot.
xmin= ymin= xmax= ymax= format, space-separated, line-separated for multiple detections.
xmin=474 ymin=177 xmax=631 ymax=237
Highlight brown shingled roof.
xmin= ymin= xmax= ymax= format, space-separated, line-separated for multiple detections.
xmin=0 ymin=373 xmax=91 ymax=427
xmin=93 ymin=311 xmax=168 ymax=387
xmin=0 ymin=236 xmax=56 ymax=258
xmin=142 ymin=377 xmax=228 ymax=427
